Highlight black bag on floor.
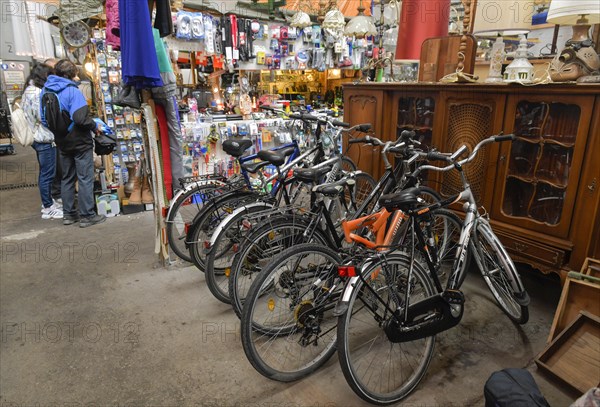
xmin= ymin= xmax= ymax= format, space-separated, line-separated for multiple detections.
xmin=484 ymin=368 xmax=550 ymax=407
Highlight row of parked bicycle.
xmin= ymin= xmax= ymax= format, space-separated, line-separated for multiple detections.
xmin=163 ymin=107 xmax=530 ymax=405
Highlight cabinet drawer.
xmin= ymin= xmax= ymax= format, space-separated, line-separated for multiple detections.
xmin=494 ymin=230 xmax=567 ymax=268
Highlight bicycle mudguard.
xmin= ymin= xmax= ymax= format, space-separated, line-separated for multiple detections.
xmin=333 ymin=255 xmax=381 ymax=317
xmin=473 ymin=220 xmax=529 ymax=305
xmin=206 ymin=202 xmax=275 ymax=251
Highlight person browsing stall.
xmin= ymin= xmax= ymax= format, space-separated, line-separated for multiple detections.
xmin=21 ymin=63 xmax=63 ymax=220
xmin=40 ymin=59 xmax=106 ymax=228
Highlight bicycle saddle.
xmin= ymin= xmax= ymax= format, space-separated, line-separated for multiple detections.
xmin=240 ymin=160 xmax=269 ymax=174
xmin=257 ymin=146 xmax=295 ymax=166
xmin=314 ymin=177 xmax=355 ymax=196
xmin=222 ymin=139 xmax=253 ymax=157
xmin=293 ymin=166 xmax=332 ymax=182
xmin=379 ymin=187 xmax=422 ymax=211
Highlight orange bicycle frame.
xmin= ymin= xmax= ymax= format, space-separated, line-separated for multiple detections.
xmin=341 ymin=208 xmax=408 ymax=251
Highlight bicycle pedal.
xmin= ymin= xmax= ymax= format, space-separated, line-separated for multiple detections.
xmin=442 ymin=289 xmax=464 ymax=305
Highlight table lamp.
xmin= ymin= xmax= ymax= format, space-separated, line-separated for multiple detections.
xmin=473 ymin=0 xmax=534 ymax=83
xmin=546 ymin=0 xmax=600 ymax=83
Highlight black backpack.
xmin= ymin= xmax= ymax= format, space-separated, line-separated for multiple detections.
xmin=484 ymin=368 xmax=550 ymax=407
xmin=41 ymin=90 xmax=72 ymax=138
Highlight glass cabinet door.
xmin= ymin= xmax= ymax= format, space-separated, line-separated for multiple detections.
xmin=494 ymin=96 xmax=594 ymax=238
xmin=397 ymin=96 xmax=436 ymax=146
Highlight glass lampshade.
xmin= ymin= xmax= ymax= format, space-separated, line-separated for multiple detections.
xmin=322 ymin=8 xmax=345 ymax=30
xmin=546 ymin=0 xmax=600 ymax=25
xmin=290 ymin=11 xmax=312 ymax=28
xmin=345 ymin=14 xmax=377 ymax=37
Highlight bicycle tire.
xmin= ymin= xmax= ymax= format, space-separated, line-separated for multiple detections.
xmin=205 ymin=204 xmax=274 ymax=303
xmin=428 ymin=209 xmax=467 ymax=289
xmin=229 ymin=215 xmax=330 ymax=319
xmin=471 ymin=222 xmax=529 ymax=324
xmin=187 ymin=191 xmax=259 ymax=271
xmin=337 ymin=253 xmax=436 ymax=405
xmin=166 ymin=183 xmax=226 ymax=262
xmin=341 ymin=156 xmax=357 ymax=172
xmin=240 ymin=243 xmax=341 ymax=382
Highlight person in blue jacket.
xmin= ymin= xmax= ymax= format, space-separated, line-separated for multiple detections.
xmin=41 ymin=59 xmax=106 ymax=228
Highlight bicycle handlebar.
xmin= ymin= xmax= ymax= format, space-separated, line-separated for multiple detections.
xmin=332 ymin=120 xmax=350 ymax=128
xmin=415 ymin=134 xmax=515 ymax=175
xmin=494 ymin=134 xmax=516 ymax=142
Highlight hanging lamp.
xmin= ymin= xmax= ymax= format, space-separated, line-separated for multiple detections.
xmin=344 ymin=0 xmax=377 ymax=38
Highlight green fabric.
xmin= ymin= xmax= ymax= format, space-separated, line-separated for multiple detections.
xmin=153 ymin=28 xmax=173 ymax=73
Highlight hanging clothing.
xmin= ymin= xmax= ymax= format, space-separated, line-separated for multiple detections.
xmin=155 ymin=103 xmax=172 ymax=200
xmin=119 ymin=0 xmax=163 ymax=88
xmin=148 ymin=0 xmax=173 ymax=38
xmin=150 ymin=28 xmax=183 ymax=190
xmin=105 ymin=0 xmax=120 ymax=49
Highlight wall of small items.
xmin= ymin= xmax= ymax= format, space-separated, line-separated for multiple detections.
xmin=180 ymin=117 xmax=305 ymax=178
xmin=166 ymin=11 xmax=380 ymax=72
xmin=92 ymin=29 xmax=145 ymax=188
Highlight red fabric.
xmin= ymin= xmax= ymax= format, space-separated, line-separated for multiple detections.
xmin=155 ymin=103 xmax=173 ymax=200
xmin=395 ymin=0 xmax=450 ymax=59
xmin=105 ymin=0 xmax=120 ymax=49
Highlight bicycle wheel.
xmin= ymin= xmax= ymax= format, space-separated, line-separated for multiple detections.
xmin=205 ymin=204 xmax=274 ymax=303
xmin=471 ymin=222 xmax=529 ymax=324
xmin=187 ymin=192 xmax=258 ymax=272
xmin=337 ymin=253 xmax=436 ymax=405
xmin=426 ymin=209 xmax=466 ymax=289
xmin=240 ymin=243 xmax=341 ymax=382
xmin=341 ymin=156 xmax=357 ymax=172
xmin=166 ymin=183 xmax=225 ymax=262
xmin=229 ymin=215 xmax=330 ymax=319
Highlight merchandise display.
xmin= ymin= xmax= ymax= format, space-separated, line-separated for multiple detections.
xmin=92 ymin=35 xmax=146 ymax=188
xmin=3 ymin=0 xmax=600 ymax=406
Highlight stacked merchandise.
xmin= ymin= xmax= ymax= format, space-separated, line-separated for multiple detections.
xmin=168 ymin=11 xmax=379 ymax=72
xmin=94 ymin=31 xmax=145 ymax=188
xmin=180 ymin=117 xmax=308 ymax=179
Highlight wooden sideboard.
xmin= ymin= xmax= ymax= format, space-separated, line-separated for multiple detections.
xmin=343 ymin=82 xmax=600 ymax=280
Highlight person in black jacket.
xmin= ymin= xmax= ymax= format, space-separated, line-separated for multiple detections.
xmin=41 ymin=59 xmax=105 ymax=228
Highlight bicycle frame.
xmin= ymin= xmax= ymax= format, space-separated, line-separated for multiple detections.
xmin=338 ymin=135 xmax=528 ymax=334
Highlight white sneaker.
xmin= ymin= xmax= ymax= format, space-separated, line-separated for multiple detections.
xmin=41 ymin=205 xmax=64 ymax=220
xmin=53 ymin=199 xmax=63 ymax=209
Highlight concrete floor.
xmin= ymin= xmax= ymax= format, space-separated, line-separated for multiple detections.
xmin=1 ymin=144 xmax=579 ymax=407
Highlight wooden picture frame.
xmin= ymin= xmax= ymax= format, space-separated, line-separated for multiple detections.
xmin=536 ymin=311 xmax=600 ymax=394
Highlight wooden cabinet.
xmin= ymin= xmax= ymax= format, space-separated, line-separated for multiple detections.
xmin=343 ymin=83 xmax=600 ymax=280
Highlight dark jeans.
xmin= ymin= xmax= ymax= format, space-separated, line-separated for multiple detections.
xmin=60 ymin=147 xmax=96 ymax=219
xmin=32 ymin=142 xmax=57 ymax=208
xmin=52 ymin=147 xmax=62 ymax=200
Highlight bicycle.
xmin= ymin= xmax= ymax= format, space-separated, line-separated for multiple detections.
xmin=228 ymin=131 xmax=445 ymax=318
xmin=202 ymin=120 xmax=375 ymax=302
xmin=185 ymin=112 xmax=361 ymax=273
xmin=165 ymin=137 xmax=302 ymax=263
xmin=237 ymin=162 xmax=463 ymax=382
xmin=166 ymin=105 xmax=345 ymax=262
xmin=336 ymin=134 xmax=530 ymax=405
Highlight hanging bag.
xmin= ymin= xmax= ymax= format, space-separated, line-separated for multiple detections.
xmin=113 ymin=84 xmax=141 ymax=109
xmin=10 ymin=103 xmax=36 ymax=147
